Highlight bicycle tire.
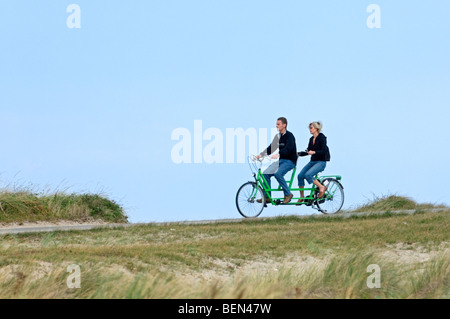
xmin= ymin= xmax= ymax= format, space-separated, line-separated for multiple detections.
xmin=316 ymin=178 xmax=344 ymax=214
xmin=236 ymin=182 xmax=266 ymax=218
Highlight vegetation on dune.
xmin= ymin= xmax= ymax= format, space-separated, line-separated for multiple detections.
xmin=0 ymin=207 xmax=448 ymax=298
xmin=0 ymin=191 xmax=448 ymax=298
xmin=351 ymin=194 xmax=447 ymax=213
xmin=0 ymin=248 xmax=447 ymax=299
xmin=0 ymin=188 xmax=127 ymax=224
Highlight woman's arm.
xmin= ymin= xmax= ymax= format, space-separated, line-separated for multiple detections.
xmin=306 ymin=137 xmax=312 ymax=152
xmin=306 ymin=136 xmax=314 ymax=155
xmin=312 ymin=134 xmax=327 ymax=156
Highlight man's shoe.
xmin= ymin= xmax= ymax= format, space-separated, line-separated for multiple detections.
xmin=318 ymin=186 xmax=328 ymax=199
xmin=257 ymin=198 xmax=271 ymax=204
xmin=283 ymin=193 xmax=294 ymax=204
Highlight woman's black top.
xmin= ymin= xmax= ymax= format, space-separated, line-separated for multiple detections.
xmin=307 ymin=133 xmax=331 ymax=162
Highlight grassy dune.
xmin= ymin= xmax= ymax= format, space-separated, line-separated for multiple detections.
xmin=0 ymin=188 xmax=127 ymax=224
xmin=0 ymin=195 xmax=448 ymax=299
xmin=350 ymin=194 xmax=448 ymax=213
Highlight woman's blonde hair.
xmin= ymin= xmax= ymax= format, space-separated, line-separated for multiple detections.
xmin=309 ymin=121 xmax=322 ymax=133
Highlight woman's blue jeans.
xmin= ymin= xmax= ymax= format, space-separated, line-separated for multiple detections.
xmin=297 ymin=161 xmax=326 ymax=187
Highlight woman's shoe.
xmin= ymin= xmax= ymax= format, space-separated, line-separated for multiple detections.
xmin=318 ymin=186 xmax=328 ymax=199
xmin=295 ymin=199 xmax=304 ymax=206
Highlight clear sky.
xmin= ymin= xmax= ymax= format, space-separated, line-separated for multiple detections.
xmin=1 ymin=1 xmax=449 ymax=222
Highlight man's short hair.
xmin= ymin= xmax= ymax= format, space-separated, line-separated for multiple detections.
xmin=277 ymin=117 xmax=288 ymax=127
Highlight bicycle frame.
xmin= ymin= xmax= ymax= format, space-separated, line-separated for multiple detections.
xmin=249 ymin=158 xmax=342 ymax=206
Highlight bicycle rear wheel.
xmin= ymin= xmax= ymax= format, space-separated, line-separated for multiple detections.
xmin=236 ymin=182 xmax=265 ymax=218
xmin=316 ymin=178 xmax=344 ymax=214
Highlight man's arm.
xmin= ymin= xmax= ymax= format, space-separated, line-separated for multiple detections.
xmin=259 ymin=134 xmax=279 ymax=157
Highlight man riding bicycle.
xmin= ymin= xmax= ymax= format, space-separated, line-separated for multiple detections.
xmin=256 ymin=117 xmax=297 ymax=204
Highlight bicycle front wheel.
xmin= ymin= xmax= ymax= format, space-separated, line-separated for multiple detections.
xmin=236 ymin=182 xmax=265 ymax=218
xmin=316 ymin=178 xmax=344 ymax=214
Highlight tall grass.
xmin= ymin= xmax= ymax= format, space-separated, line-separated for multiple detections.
xmin=0 ymin=186 xmax=127 ymax=223
xmin=0 ymin=250 xmax=447 ymax=299
xmin=0 ymin=195 xmax=448 ymax=298
xmin=351 ymin=194 xmax=448 ymax=212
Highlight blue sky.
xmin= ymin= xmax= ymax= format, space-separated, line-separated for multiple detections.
xmin=1 ymin=1 xmax=449 ymax=222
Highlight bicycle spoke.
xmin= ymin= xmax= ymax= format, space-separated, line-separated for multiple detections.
xmin=317 ymin=179 xmax=344 ymax=214
xmin=236 ymin=182 xmax=265 ymax=218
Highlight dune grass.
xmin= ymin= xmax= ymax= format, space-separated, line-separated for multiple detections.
xmin=1 ymin=249 xmax=447 ymax=299
xmin=0 ymin=200 xmax=448 ymax=298
xmin=0 ymin=187 xmax=127 ymax=224
xmin=350 ymin=194 xmax=447 ymax=213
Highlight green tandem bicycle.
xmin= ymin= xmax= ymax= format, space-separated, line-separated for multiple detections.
xmin=236 ymin=154 xmax=345 ymax=218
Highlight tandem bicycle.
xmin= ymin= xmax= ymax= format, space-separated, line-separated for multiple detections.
xmin=235 ymin=154 xmax=344 ymax=218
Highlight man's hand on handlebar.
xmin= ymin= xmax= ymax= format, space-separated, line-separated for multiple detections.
xmin=256 ymin=154 xmax=279 ymax=161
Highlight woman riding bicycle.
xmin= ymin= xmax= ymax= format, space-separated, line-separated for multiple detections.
xmin=296 ymin=121 xmax=331 ymax=204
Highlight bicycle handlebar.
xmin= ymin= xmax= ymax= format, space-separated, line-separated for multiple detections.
xmin=247 ymin=154 xmax=270 ymax=174
xmin=298 ymin=151 xmax=309 ymax=157
xmin=248 ymin=151 xmax=309 ymax=174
